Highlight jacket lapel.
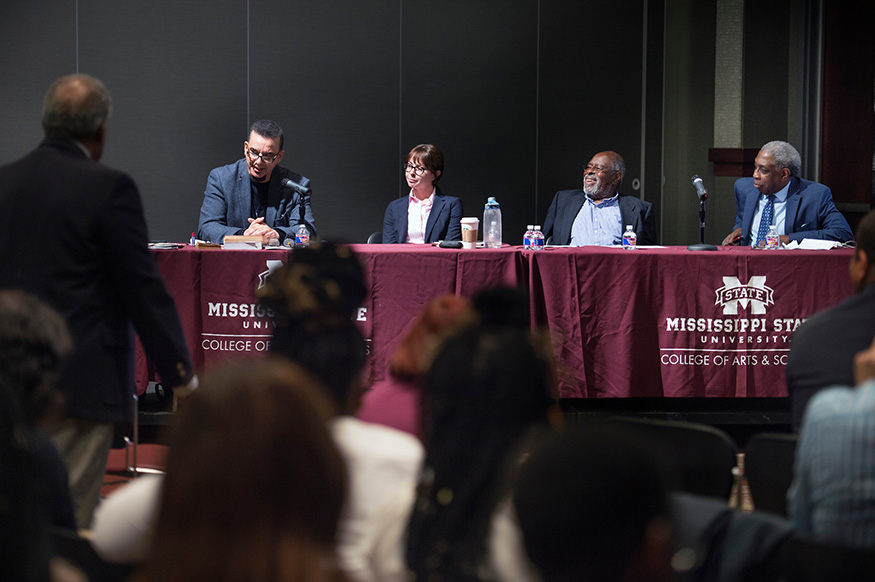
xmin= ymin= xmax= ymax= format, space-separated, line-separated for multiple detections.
xmin=784 ymin=177 xmax=802 ymax=233
xmin=424 ymin=194 xmax=445 ymax=242
xmin=560 ymin=191 xmax=587 ymax=244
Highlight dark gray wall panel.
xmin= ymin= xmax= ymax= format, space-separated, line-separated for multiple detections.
xmin=251 ymin=0 xmax=399 ymax=243
xmin=0 ymin=2 xmax=76 ymax=162
xmin=537 ymin=0 xmax=645 ymax=232
xmin=76 ymin=1 xmax=247 ymax=241
xmin=400 ymin=0 xmax=539 ymax=245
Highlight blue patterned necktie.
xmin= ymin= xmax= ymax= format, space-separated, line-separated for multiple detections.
xmin=756 ymin=195 xmax=775 ymax=245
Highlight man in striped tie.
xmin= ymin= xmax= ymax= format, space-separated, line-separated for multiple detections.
xmin=721 ymin=141 xmax=853 ymax=247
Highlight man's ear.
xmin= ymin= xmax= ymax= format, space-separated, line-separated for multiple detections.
xmin=849 ymin=248 xmax=870 ymax=292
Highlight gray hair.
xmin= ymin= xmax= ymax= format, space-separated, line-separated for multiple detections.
xmin=610 ymin=153 xmax=626 ymax=186
xmin=760 ymin=141 xmax=802 ymax=178
xmin=42 ymin=74 xmax=112 ymax=140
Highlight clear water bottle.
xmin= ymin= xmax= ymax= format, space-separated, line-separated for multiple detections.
xmin=523 ymin=225 xmax=534 ymax=249
xmin=622 ymin=225 xmax=637 ymax=250
xmin=483 ymin=197 xmax=502 ymax=248
xmin=532 ymin=225 xmax=545 ymax=250
xmin=766 ymin=225 xmax=780 ymax=249
xmin=190 ymin=232 xmax=196 ymax=246
xmin=295 ymin=224 xmax=310 ymax=247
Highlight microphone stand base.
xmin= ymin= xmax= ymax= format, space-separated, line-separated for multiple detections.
xmin=687 ymin=243 xmax=719 ymax=251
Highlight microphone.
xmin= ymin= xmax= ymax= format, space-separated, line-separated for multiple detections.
xmin=691 ymin=175 xmax=708 ymax=200
xmin=280 ymin=177 xmax=318 ymax=240
xmin=281 ymin=178 xmax=312 ymax=197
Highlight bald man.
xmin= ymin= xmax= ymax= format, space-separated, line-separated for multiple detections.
xmin=543 ymin=151 xmax=657 ymax=246
xmin=0 ymin=74 xmax=195 ymax=528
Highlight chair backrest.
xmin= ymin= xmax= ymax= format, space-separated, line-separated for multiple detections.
xmin=610 ymin=417 xmax=739 ymax=499
xmin=778 ymin=535 xmax=875 ymax=581
xmin=367 ymin=231 xmax=382 ymax=244
xmin=744 ymin=432 xmax=798 ymax=516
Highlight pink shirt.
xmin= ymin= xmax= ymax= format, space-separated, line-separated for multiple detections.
xmin=405 ymin=189 xmax=435 ymax=244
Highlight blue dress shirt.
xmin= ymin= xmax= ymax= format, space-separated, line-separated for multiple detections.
xmin=570 ymin=193 xmax=622 ymax=246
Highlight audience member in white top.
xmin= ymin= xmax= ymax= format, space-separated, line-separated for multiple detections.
xmin=360 ymin=288 xmax=560 ymax=582
xmin=94 ymin=243 xmax=424 ymax=581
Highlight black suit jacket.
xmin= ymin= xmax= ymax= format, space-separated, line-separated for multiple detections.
xmin=0 ymin=138 xmax=193 ymax=423
xmin=785 ymin=283 xmax=875 ymax=430
xmin=543 ymin=189 xmax=658 ymax=245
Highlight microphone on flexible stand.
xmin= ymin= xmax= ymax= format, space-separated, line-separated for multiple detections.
xmin=281 ymin=178 xmax=318 ymax=240
xmin=687 ymin=174 xmax=718 ymax=251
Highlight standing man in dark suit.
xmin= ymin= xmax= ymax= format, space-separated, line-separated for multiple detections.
xmin=543 ymin=151 xmax=657 ymax=246
xmin=785 ymin=209 xmax=875 ymax=430
xmin=0 ymin=74 xmax=196 ymax=529
xmin=722 ymin=141 xmax=853 ymax=246
xmin=197 ymin=119 xmax=315 ymax=245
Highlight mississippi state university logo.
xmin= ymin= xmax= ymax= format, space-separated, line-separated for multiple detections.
xmin=715 ymin=276 xmax=774 ymax=315
xmin=257 ymin=260 xmax=285 ymax=289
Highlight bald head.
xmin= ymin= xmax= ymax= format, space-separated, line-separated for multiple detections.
xmin=42 ymin=74 xmax=111 ymax=142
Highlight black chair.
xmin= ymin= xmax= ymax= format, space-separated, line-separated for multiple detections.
xmin=367 ymin=231 xmax=382 ymax=244
xmin=778 ymin=535 xmax=875 ymax=581
xmin=744 ymin=432 xmax=798 ymax=516
xmin=610 ymin=417 xmax=739 ymax=500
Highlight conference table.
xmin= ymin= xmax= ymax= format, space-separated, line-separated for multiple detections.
xmin=136 ymin=244 xmax=855 ymax=400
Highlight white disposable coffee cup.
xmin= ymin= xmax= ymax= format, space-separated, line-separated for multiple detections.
xmin=460 ymin=217 xmax=479 ymax=249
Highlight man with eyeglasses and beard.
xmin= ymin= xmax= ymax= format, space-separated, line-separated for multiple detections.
xmin=198 ymin=119 xmax=315 ymax=245
xmin=543 ymin=151 xmax=657 ymax=246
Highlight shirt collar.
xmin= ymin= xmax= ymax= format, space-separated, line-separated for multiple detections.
xmin=72 ymin=140 xmax=92 ymax=159
xmin=585 ymin=192 xmax=620 ymax=206
xmin=409 ymin=188 xmax=436 ymax=205
xmin=765 ymin=181 xmax=791 ymax=202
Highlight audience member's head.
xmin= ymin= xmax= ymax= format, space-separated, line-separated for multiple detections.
xmin=472 ymin=286 xmax=531 ymax=331
xmin=259 ymin=242 xmax=368 ymax=413
xmin=0 ymin=289 xmax=72 ymax=427
xmin=142 ymin=358 xmax=347 ymax=582
xmin=406 ymin=321 xmax=557 ymax=582
xmin=388 ymin=294 xmax=473 ymax=383
xmin=850 ymin=209 xmax=875 ymax=292
xmin=513 ymin=424 xmax=675 ymax=582
xmin=0 ymin=290 xmax=73 ymax=582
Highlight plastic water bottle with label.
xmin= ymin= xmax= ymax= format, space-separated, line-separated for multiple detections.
xmin=523 ymin=225 xmax=534 ymax=249
xmin=765 ymin=225 xmax=780 ymax=249
xmin=622 ymin=225 xmax=637 ymax=250
xmin=483 ymin=197 xmax=502 ymax=248
xmin=295 ymin=224 xmax=310 ymax=247
xmin=532 ymin=225 xmax=545 ymax=250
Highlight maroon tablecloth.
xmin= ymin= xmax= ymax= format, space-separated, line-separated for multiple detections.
xmin=522 ymin=246 xmax=855 ymax=398
xmin=136 ymin=244 xmax=854 ymax=399
xmin=135 ymin=244 xmax=521 ymax=394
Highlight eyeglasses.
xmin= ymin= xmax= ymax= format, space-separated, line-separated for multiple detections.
xmin=584 ymin=164 xmax=617 ymax=174
xmin=403 ymin=163 xmax=429 ymax=176
xmin=246 ymin=148 xmax=280 ymax=163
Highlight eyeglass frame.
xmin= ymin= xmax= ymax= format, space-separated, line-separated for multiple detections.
xmin=403 ymin=162 xmax=431 ymax=176
xmin=245 ymin=147 xmax=281 ymax=164
xmin=584 ymin=164 xmax=618 ymax=175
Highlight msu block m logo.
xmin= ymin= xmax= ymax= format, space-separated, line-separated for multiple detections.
xmin=715 ymin=276 xmax=775 ymax=315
